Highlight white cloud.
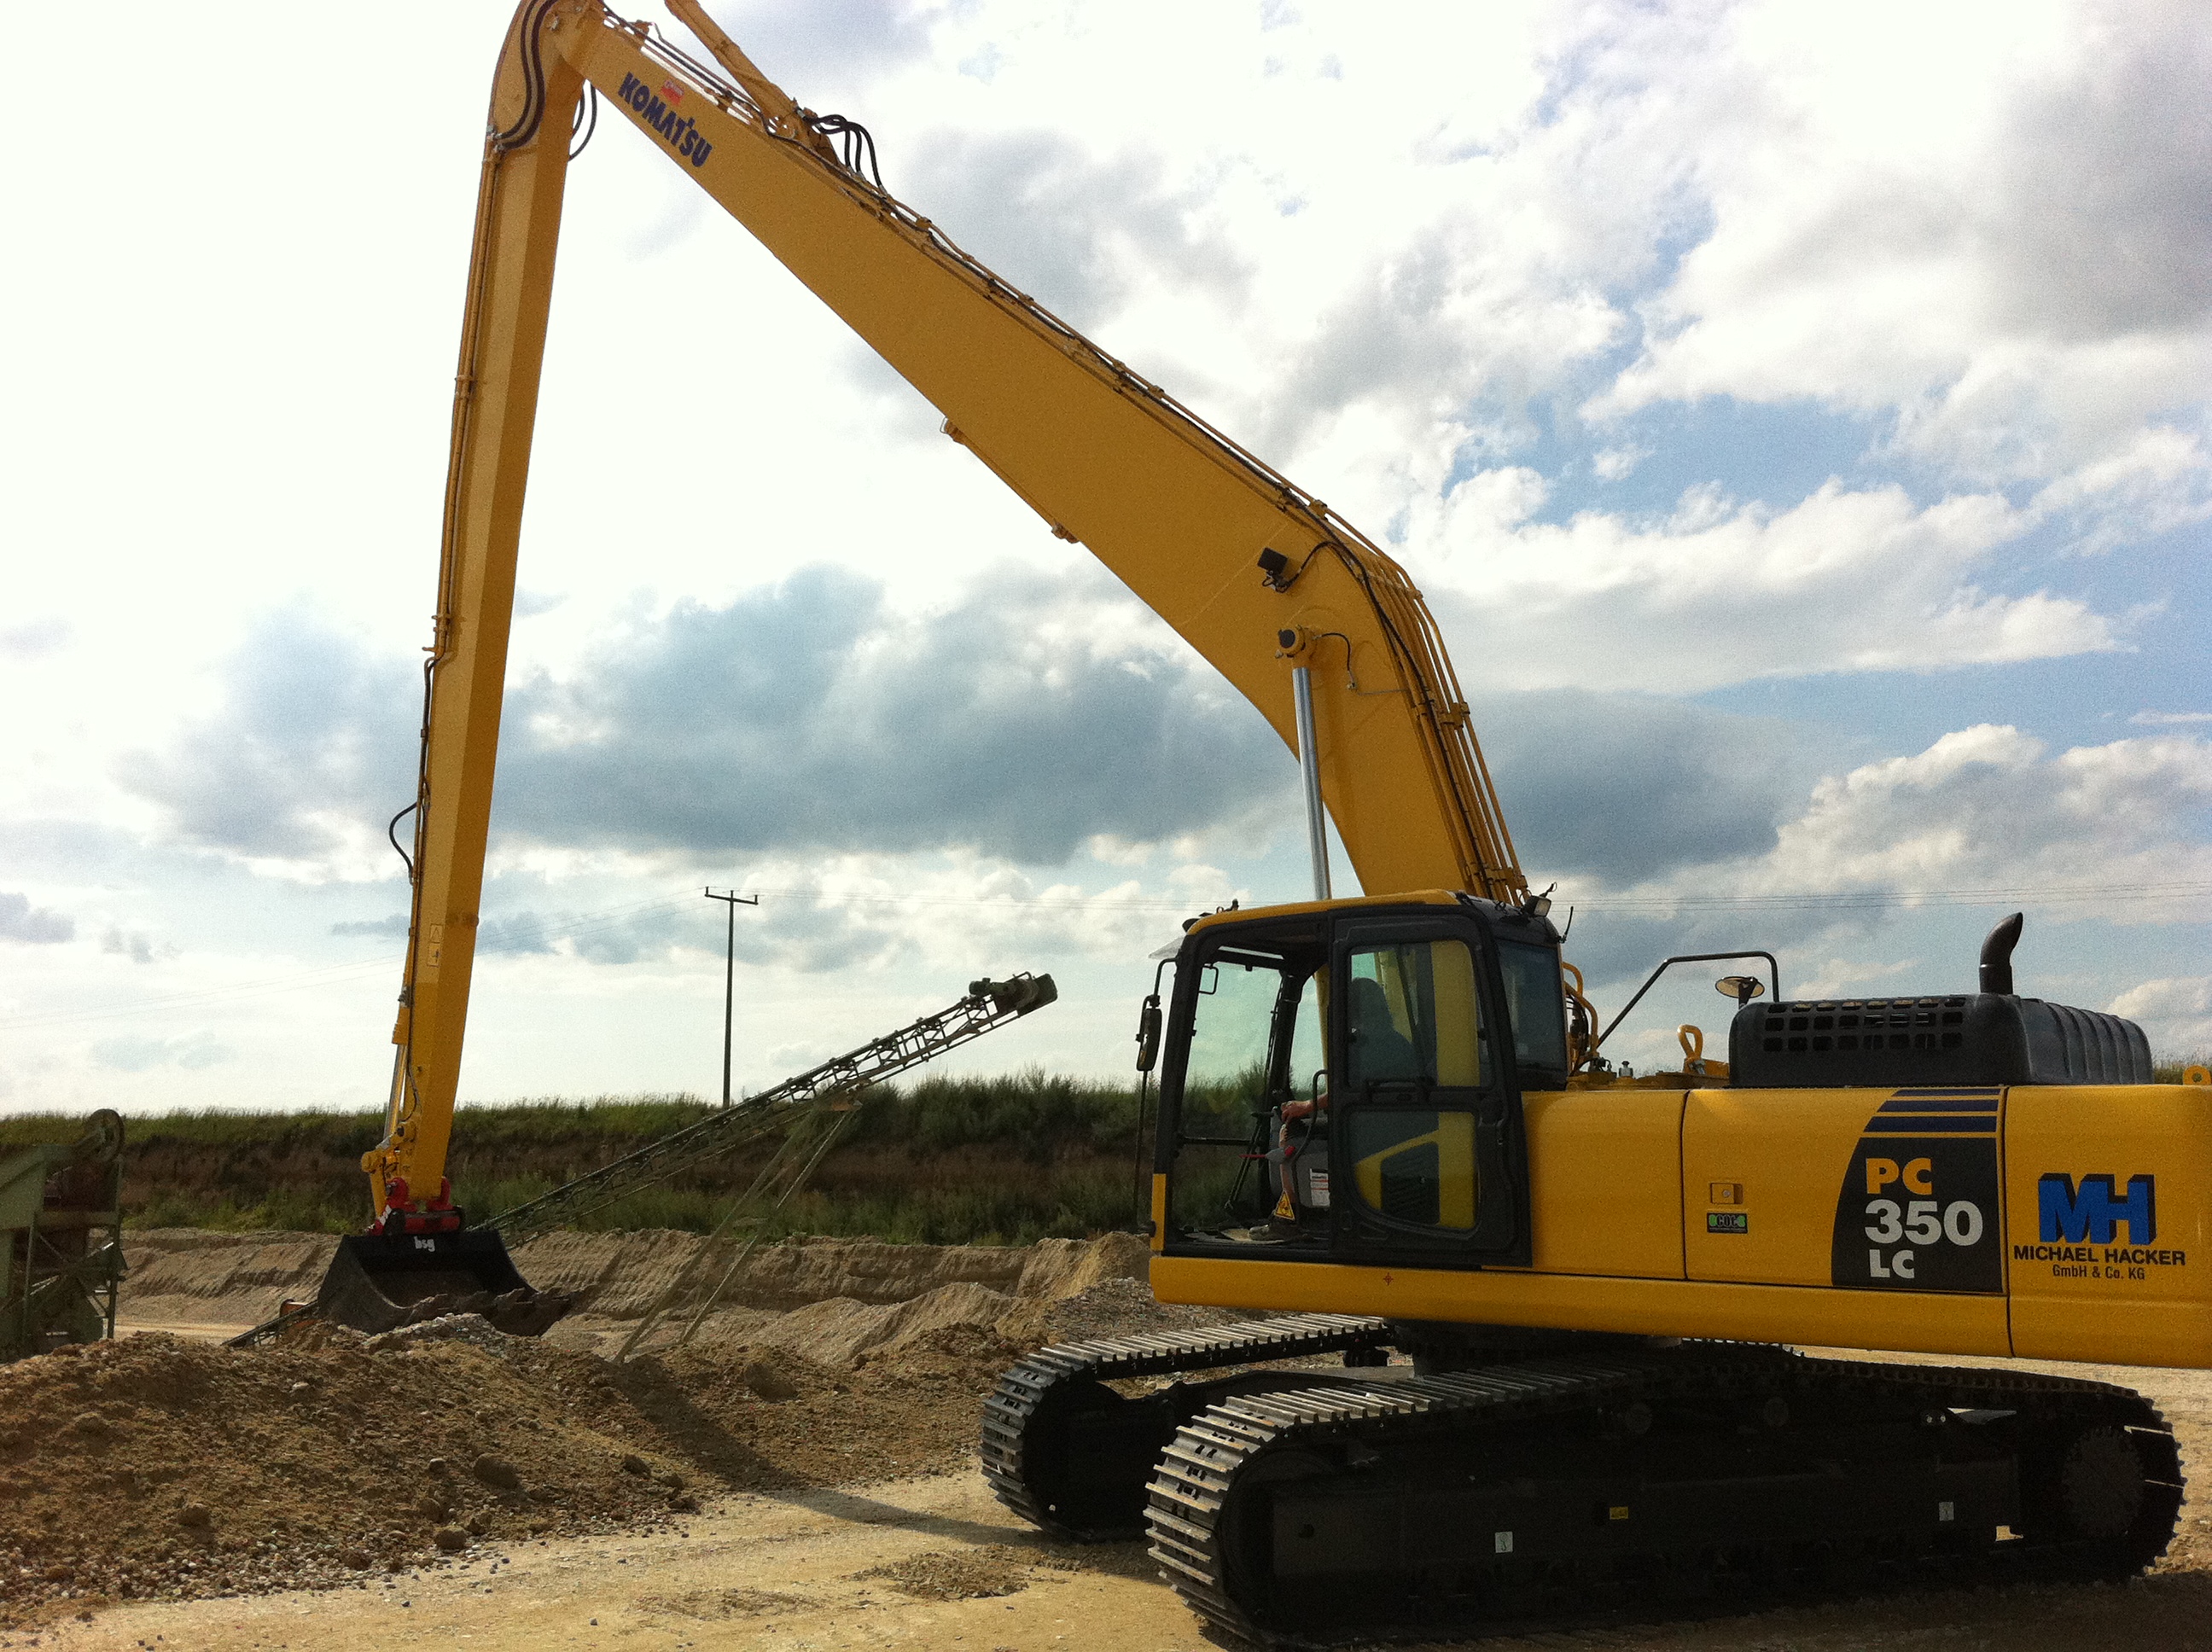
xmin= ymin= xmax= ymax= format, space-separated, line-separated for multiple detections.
xmin=0 ymin=894 xmax=73 ymax=946
xmin=0 ymin=620 xmax=69 ymax=662
xmin=90 ymin=1032 xmax=234 ymax=1073
xmin=2109 ymin=977 xmax=2212 ymax=1058
xmin=1791 ymin=956 xmax=1921 ymax=999
xmin=1414 ymin=476 xmax=2112 ymax=691
xmin=1590 ymin=2 xmax=2212 ymax=486
xmin=1613 ymin=725 xmax=2212 ymax=911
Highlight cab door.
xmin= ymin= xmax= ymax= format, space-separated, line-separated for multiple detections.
xmin=1329 ymin=917 xmax=1530 ymax=1265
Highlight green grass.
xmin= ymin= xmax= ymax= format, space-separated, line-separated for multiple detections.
xmin=0 ymin=1073 xmax=1162 ymax=1245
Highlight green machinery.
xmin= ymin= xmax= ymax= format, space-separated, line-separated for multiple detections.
xmin=1 ymin=1110 xmax=124 ymax=1361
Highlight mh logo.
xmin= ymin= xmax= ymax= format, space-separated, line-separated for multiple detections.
xmin=2038 ymin=1173 xmax=2156 ymax=1245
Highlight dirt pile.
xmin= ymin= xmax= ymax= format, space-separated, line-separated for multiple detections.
xmin=0 ymin=1230 xmax=1202 ymax=1626
xmin=1013 ymin=1274 xmax=1243 ymax=1346
xmin=0 ymin=1294 xmax=1051 ymax=1626
xmin=854 ymin=1542 xmax=1072 ymax=1601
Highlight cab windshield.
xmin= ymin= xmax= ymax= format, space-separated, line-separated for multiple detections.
xmin=1168 ymin=934 xmax=1324 ymax=1235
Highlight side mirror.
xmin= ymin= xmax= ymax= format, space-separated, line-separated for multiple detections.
xmin=1716 ymin=974 xmax=1764 ymax=1007
xmin=1133 ymin=994 xmax=1163 ymax=1073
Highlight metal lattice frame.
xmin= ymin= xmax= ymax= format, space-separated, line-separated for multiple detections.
xmin=488 ymin=974 xmax=1057 ymax=1243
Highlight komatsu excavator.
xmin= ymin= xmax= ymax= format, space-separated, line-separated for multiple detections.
xmin=341 ymin=1 xmax=2209 ymax=1638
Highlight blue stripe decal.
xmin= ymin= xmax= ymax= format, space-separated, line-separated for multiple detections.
xmin=1864 ymin=1118 xmax=1996 ymax=1135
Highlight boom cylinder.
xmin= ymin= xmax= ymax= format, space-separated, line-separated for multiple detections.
xmin=1294 ymin=666 xmax=1331 ymax=901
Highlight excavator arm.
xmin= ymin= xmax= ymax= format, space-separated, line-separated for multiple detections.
xmin=364 ymin=0 xmax=1524 ymax=1224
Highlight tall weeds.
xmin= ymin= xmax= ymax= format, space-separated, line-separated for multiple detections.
xmin=0 ymin=1074 xmax=1154 ymax=1245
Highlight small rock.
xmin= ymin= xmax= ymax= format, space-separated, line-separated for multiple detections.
xmin=428 ymin=1457 xmax=448 ymax=1474
xmin=741 ymin=1359 xmax=797 ymax=1402
xmin=619 ymin=1454 xmax=649 ymax=1476
xmin=433 ymin=1527 xmax=469 ymax=1553
xmin=527 ymin=1487 xmax=560 ymax=1504
xmin=414 ymin=1494 xmax=452 ymax=1521
xmin=653 ymin=1470 xmax=687 ymax=1491
xmin=176 ymin=1503 xmax=212 ymax=1530
xmin=341 ymin=1549 xmax=373 ymax=1570
xmin=464 ymin=1513 xmax=490 ymax=1537
xmin=668 ymin=1493 xmax=699 ymax=1514
xmin=472 ymin=1455 xmax=522 ymax=1492
xmin=288 ymin=1382 xmax=311 ymax=1395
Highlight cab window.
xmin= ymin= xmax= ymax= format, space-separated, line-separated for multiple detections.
xmin=1344 ymin=939 xmax=1483 ymax=1091
xmin=1167 ymin=939 xmax=1324 ymax=1235
xmin=1496 ymin=939 xmax=1568 ymax=1076
xmin=1342 ymin=937 xmax=1484 ymax=1232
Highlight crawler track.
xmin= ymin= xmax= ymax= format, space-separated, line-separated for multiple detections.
xmin=1145 ymin=1344 xmax=2181 ymax=1643
xmin=980 ymin=1314 xmax=1392 ymax=1539
xmin=983 ymin=1323 xmax=2183 ymax=1643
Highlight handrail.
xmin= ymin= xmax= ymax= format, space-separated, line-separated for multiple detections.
xmin=1595 ymin=951 xmax=1782 ymax=1050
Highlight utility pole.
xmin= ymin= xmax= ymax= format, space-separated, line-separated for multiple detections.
xmin=702 ymin=888 xmax=759 ymax=1107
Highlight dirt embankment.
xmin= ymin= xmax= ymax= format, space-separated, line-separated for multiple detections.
xmin=4 ymin=1232 xmax=1170 ymax=1629
xmin=119 ymin=1227 xmax=1150 ymax=1341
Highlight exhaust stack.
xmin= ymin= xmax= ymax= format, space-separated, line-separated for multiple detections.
xmin=1979 ymin=911 xmax=2024 ymax=996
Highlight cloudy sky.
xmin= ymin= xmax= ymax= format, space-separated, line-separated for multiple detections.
xmin=3 ymin=0 xmax=2207 ymax=1117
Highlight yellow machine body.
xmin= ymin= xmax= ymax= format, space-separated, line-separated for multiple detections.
xmin=1153 ymin=1079 xmax=2212 ymax=1369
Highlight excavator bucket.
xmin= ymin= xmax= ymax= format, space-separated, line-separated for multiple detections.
xmin=314 ymin=1227 xmax=572 ymax=1337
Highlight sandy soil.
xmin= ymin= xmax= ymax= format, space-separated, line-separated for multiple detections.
xmin=4 ymin=1470 xmax=1210 ymax=1652
xmin=11 ymin=1233 xmax=2209 ymax=1649
xmin=17 ymin=1460 xmax=2212 ymax=1652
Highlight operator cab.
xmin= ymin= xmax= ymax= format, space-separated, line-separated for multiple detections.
xmin=1153 ymin=893 xmax=1566 ymax=1271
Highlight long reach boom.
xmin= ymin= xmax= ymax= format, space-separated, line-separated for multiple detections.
xmin=365 ymin=0 xmax=1523 ymax=1225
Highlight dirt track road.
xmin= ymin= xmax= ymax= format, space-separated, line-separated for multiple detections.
xmin=18 ymin=1471 xmax=1207 ymax=1652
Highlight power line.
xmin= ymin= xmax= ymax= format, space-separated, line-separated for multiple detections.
xmin=6 ymin=875 xmax=2203 ymax=1035
xmin=0 ymin=882 xmax=1206 ymax=1034
xmin=1573 ymin=881 xmax=2212 ymax=915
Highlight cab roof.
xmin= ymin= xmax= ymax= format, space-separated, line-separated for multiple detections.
xmin=1183 ymin=889 xmax=1464 ymax=938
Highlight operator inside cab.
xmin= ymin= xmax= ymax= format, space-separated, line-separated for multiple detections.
xmin=1272 ymin=941 xmax=1488 ymax=1230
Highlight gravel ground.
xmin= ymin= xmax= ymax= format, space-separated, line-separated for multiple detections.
xmin=8 ymin=1267 xmax=2212 ymax=1649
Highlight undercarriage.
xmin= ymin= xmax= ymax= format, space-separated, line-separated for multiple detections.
xmin=982 ymin=1318 xmax=2182 ymax=1644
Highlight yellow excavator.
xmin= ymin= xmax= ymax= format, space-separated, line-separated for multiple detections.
xmin=336 ymin=2 xmax=2209 ymax=1638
